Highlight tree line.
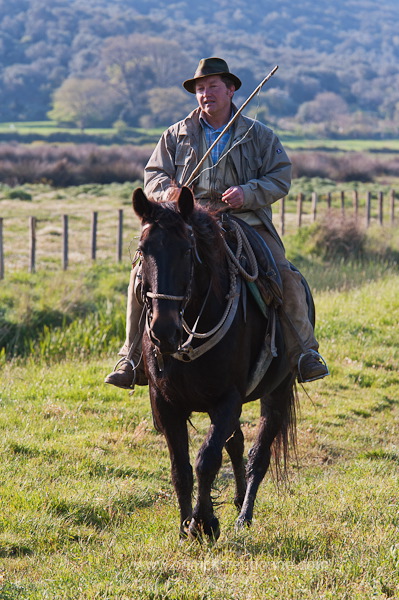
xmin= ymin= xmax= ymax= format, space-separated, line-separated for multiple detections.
xmin=1 ymin=0 xmax=399 ymax=137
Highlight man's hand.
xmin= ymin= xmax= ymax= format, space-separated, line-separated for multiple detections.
xmin=221 ymin=186 xmax=244 ymax=209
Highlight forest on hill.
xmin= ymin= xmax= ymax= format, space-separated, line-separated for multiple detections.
xmin=1 ymin=0 xmax=399 ymax=136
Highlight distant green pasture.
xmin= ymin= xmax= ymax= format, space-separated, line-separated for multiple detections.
xmin=283 ymin=137 xmax=399 ymax=152
xmin=0 ymin=120 xmax=164 ymax=140
xmin=1 ymin=120 xmax=399 ymax=152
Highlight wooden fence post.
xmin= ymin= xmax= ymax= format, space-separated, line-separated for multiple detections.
xmin=378 ymin=191 xmax=383 ymax=225
xmin=91 ymin=211 xmax=98 ymax=260
xmin=390 ymin=189 xmax=395 ymax=225
xmin=279 ymin=197 xmax=285 ymax=236
xmin=340 ymin=191 xmax=345 ymax=217
xmin=117 ymin=209 xmax=123 ymax=262
xmin=0 ymin=217 xmax=4 ymax=280
xmin=311 ymin=192 xmax=317 ymax=222
xmin=297 ymin=193 xmax=303 ymax=228
xmin=326 ymin=192 xmax=331 ymax=210
xmin=353 ymin=190 xmax=359 ymax=220
xmin=365 ymin=192 xmax=371 ymax=228
xmin=62 ymin=215 xmax=68 ymax=270
xmin=29 ymin=216 xmax=36 ymax=273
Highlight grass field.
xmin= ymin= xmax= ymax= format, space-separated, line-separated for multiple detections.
xmin=0 ymin=192 xmax=398 ymax=598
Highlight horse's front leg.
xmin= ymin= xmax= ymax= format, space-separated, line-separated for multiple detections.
xmin=150 ymin=390 xmax=193 ymax=538
xmin=189 ymin=390 xmax=242 ymax=542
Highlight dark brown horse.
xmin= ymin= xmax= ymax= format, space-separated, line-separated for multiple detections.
xmin=133 ymin=186 xmax=311 ymax=541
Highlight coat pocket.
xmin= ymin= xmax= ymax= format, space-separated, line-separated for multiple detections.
xmin=175 ymin=143 xmax=196 ymax=184
xmin=243 ymin=153 xmax=263 ymax=178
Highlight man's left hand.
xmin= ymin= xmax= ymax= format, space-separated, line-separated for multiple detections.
xmin=222 ymin=186 xmax=244 ymax=209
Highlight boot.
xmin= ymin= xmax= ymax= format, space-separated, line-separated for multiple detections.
xmin=297 ymin=350 xmax=329 ymax=383
xmin=104 ymin=357 xmax=147 ymax=390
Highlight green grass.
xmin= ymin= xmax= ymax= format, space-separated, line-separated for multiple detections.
xmin=0 ymin=189 xmax=398 ymax=597
xmin=0 ymin=230 xmax=398 ymax=597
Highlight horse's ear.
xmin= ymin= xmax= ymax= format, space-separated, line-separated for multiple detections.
xmin=177 ymin=186 xmax=194 ymax=222
xmin=132 ymin=188 xmax=152 ymax=221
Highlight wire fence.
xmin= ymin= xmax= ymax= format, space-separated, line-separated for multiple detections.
xmin=0 ymin=189 xmax=396 ymax=279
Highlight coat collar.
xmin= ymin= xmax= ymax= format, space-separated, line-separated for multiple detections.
xmin=182 ymin=105 xmax=253 ymax=145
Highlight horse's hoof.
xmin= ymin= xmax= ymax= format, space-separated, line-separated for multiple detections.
xmin=187 ymin=519 xmax=203 ymax=542
xmin=187 ymin=516 xmax=220 ymax=543
xmin=235 ymin=516 xmax=251 ymax=531
xmin=204 ymin=516 xmax=220 ymax=542
xmin=180 ymin=519 xmax=192 ymax=540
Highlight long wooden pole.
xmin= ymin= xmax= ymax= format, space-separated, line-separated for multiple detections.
xmin=185 ymin=65 xmax=279 ymax=187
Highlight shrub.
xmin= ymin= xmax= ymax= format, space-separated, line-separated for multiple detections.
xmin=312 ymin=212 xmax=367 ymax=260
xmin=4 ymin=187 xmax=32 ymax=200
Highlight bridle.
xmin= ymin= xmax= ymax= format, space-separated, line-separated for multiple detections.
xmin=139 ymin=217 xmax=258 ymax=364
xmin=140 ymin=223 xmax=197 ymax=350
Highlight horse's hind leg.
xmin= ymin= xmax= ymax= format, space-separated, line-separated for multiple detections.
xmin=236 ymin=392 xmax=287 ymax=529
xmin=225 ymin=424 xmax=246 ymax=510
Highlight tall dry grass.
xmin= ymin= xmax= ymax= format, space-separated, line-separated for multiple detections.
xmin=2 ymin=144 xmax=399 ymax=186
xmin=0 ymin=144 xmax=152 ymax=186
xmin=290 ymin=150 xmax=399 ymax=182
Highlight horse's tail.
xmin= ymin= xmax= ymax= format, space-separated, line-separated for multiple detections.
xmin=269 ymin=377 xmax=299 ymax=480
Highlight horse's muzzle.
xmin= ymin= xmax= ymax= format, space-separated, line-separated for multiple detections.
xmin=148 ymin=312 xmax=182 ymax=355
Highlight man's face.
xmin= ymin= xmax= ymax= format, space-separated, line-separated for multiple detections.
xmin=195 ymin=75 xmax=234 ymax=120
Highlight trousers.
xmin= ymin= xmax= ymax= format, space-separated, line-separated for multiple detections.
xmin=252 ymin=225 xmax=318 ymax=364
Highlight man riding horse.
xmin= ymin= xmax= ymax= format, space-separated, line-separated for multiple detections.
xmin=105 ymin=57 xmax=329 ymax=389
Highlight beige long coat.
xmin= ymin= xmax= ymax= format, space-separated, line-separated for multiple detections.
xmin=144 ymin=106 xmax=291 ymax=240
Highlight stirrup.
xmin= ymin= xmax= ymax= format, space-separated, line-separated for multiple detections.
xmin=297 ymin=349 xmax=329 ymax=383
xmin=113 ymin=356 xmax=137 ymax=386
xmin=113 ymin=356 xmax=136 ymax=371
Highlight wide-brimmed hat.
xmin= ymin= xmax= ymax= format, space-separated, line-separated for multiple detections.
xmin=183 ymin=57 xmax=242 ymax=94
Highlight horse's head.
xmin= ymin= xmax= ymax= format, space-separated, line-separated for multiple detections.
xmin=133 ymin=187 xmax=196 ymax=355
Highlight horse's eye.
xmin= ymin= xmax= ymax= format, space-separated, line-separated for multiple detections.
xmin=138 ymin=243 xmax=148 ymax=256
